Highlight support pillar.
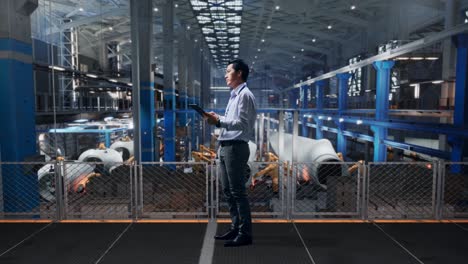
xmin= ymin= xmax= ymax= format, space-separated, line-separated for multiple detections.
xmin=314 ymin=80 xmax=325 ymax=139
xmin=372 ymin=61 xmax=394 ymax=162
xmin=337 ymin=73 xmax=350 ymax=158
xmin=130 ymin=0 xmax=154 ymax=162
xmin=177 ymin=26 xmax=188 ymax=127
xmin=451 ymin=34 xmax=468 ymax=162
xmin=163 ymin=1 xmax=176 ymax=162
xmin=301 ymin=85 xmax=308 ymax=137
xmin=0 ymin=0 xmax=38 ymax=212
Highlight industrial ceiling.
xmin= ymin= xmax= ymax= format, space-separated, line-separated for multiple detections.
xmin=34 ymin=0 xmax=465 ymax=89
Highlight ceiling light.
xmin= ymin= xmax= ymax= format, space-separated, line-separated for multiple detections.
xmin=109 ymin=79 xmax=118 ymax=83
xmin=257 ymin=48 xmax=261 ymax=52
xmin=432 ymin=80 xmax=444 ymax=84
xmin=175 ymin=4 xmax=178 ymax=8
xmin=411 ymin=57 xmax=424 ymax=60
xmin=108 ymin=27 xmax=113 ymax=31
xmin=327 ymin=25 xmax=332 ymax=30
xmin=292 ymin=56 xmax=296 ymax=59
xmin=350 ymin=5 xmax=356 ymax=10
xmin=327 ymin=117 xmax=332 ymax=121
xmin=312 ymin=38 xmax=316 ymax=42
xmin=425 ymin=57 xmax=438 ymax=60
xmin=301 ymin=48 xmax=304 ymax=52
xmin=356 ymin=120 xmax=363 ymax=125
xmin=187 ymin=25 xmax=191 ymax=30
xmin=395 ymin=57 xmax=409 ymax=60
xmin=195 ymin=39 xmax=198 ymax=42
xmin=153 ymin=7 xmax=158 ymax=12
xmin=275 ymin=6 xmax=280 ymax=10
xmin=339 ymin=118 xmax=344 ymax=123
xmin=79 ymin=7 xmax=84 ymax=12
xmin=86 ymin=73 xmax=98 ymax=78
xmin=127 ymin=83 xmax=133 ymax=86
xmin=261 ymin=39 xmax=265 ymax=42
xmin=254 ymin=56 xmax=257 ymax=59
xmin=267 ymin=25 xmax=271 ymax=29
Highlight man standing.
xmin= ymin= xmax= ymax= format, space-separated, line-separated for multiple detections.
xmin=205 ymin=59 xmax=257 ymax=247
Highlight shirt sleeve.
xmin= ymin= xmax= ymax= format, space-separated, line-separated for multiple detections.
xmin=219 ymin=93 xmax=254 ymax=131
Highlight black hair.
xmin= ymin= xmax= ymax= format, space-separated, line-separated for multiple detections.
xmin=228 ymin=59 xmax=249 ymax=81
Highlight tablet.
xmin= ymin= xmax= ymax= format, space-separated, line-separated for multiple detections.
xmin=189 ymin=104 xmax=206 ymax=116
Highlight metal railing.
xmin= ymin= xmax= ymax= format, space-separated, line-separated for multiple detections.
xmin=0 ymin=161 xmax=466 ymax=221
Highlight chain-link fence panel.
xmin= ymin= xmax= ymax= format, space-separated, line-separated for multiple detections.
xmin=291 ymin=162 xmax=361 ymax=218
xmin=367 ymin=162 xmax=437 ymax=219
xmin=216 ymin=162 xmax=287 ymax=218
xmin=440 ymin=162 xmax=468 ymax=219
xmin=0 ymin=162 xmax=57 ymax=219
xmin=139 ymin=162 xmax=209 ymax=219
xmin=62 ymin=161 xmax=132 ymax=219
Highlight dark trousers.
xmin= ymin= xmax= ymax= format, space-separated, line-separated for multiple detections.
xmin=219 ymin=142 xmax=252 ymax=237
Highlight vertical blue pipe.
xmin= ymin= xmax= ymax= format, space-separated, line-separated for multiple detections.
xmin=301 ymin=85 xmax=309 ymax=137
xmin=105 ymin=131 xmax=111 ymax=148
xmin=0 ymin=38 xmax=38 ymax=212
xmin=451 ymin=34 xmax=468 ymax=163
xmin=337 ymin=73 xmax=350 ymax=158
xmin=315 ymin=80 xmax=325 ymax=139
xmin=372 ymin=61 xmax=395 ymax=162
xmin=141 ymin=82 xmax=155 ymax=161
xmin=164 ymin=91 xmax=176 ymax=162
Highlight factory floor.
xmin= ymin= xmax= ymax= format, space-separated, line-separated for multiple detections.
xmin=0 ymin=221 xmax=467 ymax=264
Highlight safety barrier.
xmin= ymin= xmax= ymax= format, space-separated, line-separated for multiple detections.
xmin=0 ymin=161 xmax=467 ymax=220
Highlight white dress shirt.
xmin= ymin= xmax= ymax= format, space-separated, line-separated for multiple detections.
xmin=218 ymin=82 xmax=257 ymax=142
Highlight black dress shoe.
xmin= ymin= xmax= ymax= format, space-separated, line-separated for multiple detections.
xmin=224 ymin=235 xmax=252 ymax=247
xmin=214 ymin=229 xmax=238 ymax=240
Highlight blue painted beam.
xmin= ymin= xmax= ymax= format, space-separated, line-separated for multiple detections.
xmin=164 ymin=91 xmax=176 ymax=161
xmin=303 ymin=122 xmax=450 ymax=159
xmin=337 ymin=73 xmax=350 ymax=157
xmin=452 ymin=34 xmax=468 ymax=163
xmin=0 ymin=38 xmax=38 ymax=212
xmin=372 ymin=60 xmax=395 ymax=161
xmin=301 ymin=85 xmax=309 ymax=137
xmin=315 ymin=80 xmax=326 ymax=139
xmin=141 ymin=82 xmax=155 ymax=161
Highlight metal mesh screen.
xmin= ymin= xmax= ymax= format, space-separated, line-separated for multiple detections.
xmin=441 ymin=162 xmax=468 ymax=218
xmin=0 ymin=162 xmax=57 ymax=219
xmin=62 ymin=161 xmax=132 ymax=219
xmin=139 ymin=162 xmax=208 ymax=219
xmin=216 ymin=162 xmax=286 ymax=218
xmin=367 ymin=162 xmax=436 ymax=219
xmin=291 ymin=162 xmax=361 ymax=218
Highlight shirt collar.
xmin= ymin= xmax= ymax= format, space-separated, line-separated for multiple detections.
xmin=230 ymin=82 xmax=246 ymax=98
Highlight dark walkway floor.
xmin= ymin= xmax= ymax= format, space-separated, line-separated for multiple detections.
xmin=0 ymin=222 xmax=467 ymax=264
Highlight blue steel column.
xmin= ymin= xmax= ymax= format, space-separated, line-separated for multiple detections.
xmin=372 ymin=61 xmax=395 ymax=162
xmin=163 ymin=1 xmax=176 ymax=162
xmin=337 ymin=73 xmax=350 ymax=157
xmin=177 ymin=27 xmax=188 ymax=127
xmin=301 ymin=85 xmax=309 ymax=137
xmin=452 ymin=34 xmax=468 ymax=162
xmin=130 ymin=0 xmax=154 ymax=162
xmin=0 ymin=0 xmax=38 ymax=212
xmin=186 ymin=36 xmax=195 ymax=151
xmin=314 ymin=80 xmax=325 ymax=139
